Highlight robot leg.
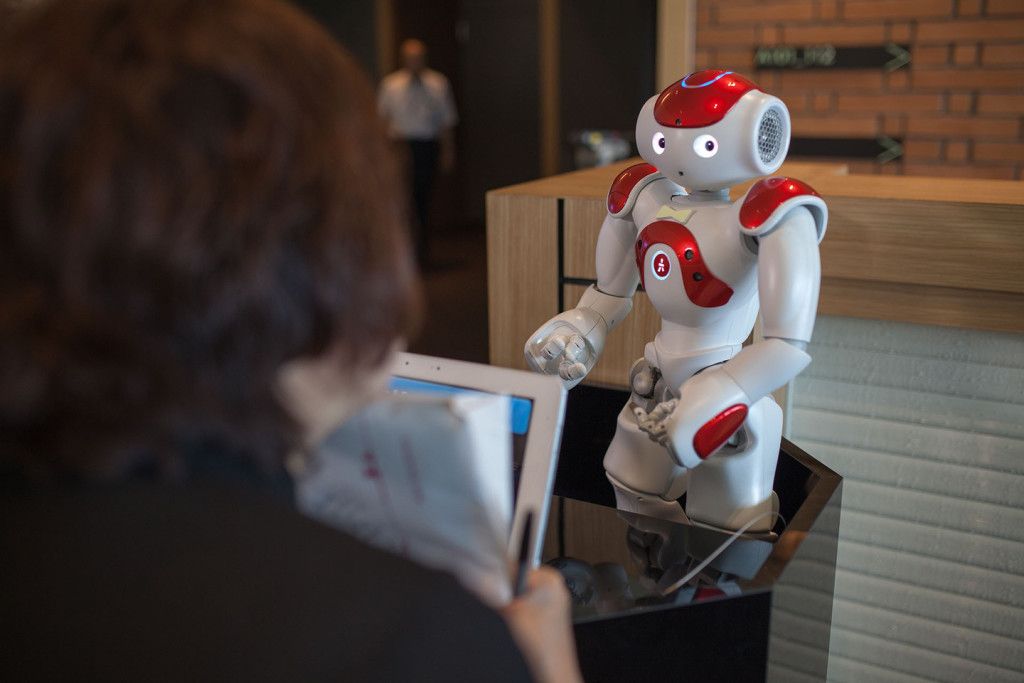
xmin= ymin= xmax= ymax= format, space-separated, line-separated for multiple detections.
xmin=685 ymin=396 xmax=783 ymax=533
xmin=604 ymin=401 xmax=689 ymax=524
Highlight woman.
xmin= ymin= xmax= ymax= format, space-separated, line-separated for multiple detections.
xmin=0 ymin=1 xmax=580 ymax=681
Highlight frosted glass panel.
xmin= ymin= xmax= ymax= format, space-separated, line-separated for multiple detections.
xmin=786 ymin=316 xmax=1024 ymax=681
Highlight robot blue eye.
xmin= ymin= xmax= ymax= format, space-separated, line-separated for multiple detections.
xmin=705 ymin=140 xmax=715 ymax=151
xmin=660 ymin=138 xmax=667 ymax=149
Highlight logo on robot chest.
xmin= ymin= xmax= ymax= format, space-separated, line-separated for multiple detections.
xmin=651 ymin=251 xmax=672 ymax=280
xmin=635 ymin=219 xmax=733 ymax=308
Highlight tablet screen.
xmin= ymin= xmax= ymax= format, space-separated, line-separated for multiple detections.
xmin=389 ymin=376 xmax=534 ymax=498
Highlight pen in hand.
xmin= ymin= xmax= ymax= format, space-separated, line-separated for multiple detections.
xmin=514 ymin=510 xmax=534 ymax=598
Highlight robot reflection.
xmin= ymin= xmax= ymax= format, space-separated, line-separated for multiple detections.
xmin=525 ymin=70 xmax=827 ymax=533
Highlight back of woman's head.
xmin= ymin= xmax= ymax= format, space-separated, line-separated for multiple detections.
xmin=0 ymin=0 xmax=420 ymax=479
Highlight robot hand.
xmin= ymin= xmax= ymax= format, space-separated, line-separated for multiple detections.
xmin=524 ymin=308 xmax=607 ymax=389
xmin=632 ymin=399 xmax=678 ymax=445
xmin=636 ymin=365 xmax=751 ymax=469
xmin=524 ymin=285 xmax=632 ymax=389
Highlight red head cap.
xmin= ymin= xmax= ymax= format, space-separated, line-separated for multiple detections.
xmin=654 ymin=70 xmax=762 ymax=128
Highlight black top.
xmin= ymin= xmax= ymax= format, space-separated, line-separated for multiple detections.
xmin=1 ymin=481 xmax=532 ymax=681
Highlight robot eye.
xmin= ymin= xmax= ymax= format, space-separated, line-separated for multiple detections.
xmin=652 ymin=132 xmax=667 ymax=155
xmin=693 ymin=134 xmax=718 ymax=159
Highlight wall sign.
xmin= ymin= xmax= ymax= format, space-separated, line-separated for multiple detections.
xmin=789 ymin=136 xmax=904 ymax=163
xmin=754 ymin=43 xmax=911 ymax=72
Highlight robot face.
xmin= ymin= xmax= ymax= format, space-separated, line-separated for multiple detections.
xmin=636 ymin=71 xmax=790 ymax=191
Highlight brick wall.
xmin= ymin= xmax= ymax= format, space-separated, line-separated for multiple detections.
xmin=695 ymin=0 xmax=1024 ymax=179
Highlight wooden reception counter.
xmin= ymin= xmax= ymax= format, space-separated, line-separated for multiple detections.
xmin=486 ymin=159 xmax=1024 ymax=386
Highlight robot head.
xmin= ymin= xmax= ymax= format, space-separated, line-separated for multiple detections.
xmin=636 ymin=70 xmax=790 ymax=191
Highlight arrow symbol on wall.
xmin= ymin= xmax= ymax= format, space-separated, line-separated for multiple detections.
xmin=876 ymin=136 xmax=904 ymax=163
xmin=884 ymin=43 xmax=911 ymax=71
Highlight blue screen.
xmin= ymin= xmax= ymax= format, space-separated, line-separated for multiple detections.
xmin=389 ymin=377 xmax=533 ymax=436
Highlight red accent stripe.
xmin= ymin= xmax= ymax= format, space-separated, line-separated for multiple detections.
xmin=607 ymin=162 xmax=658 ymax=214
xmin=739 ymin=177 xmax=819 ymax=230
xmin=693 ymin=403 xmax=748 ymax=459
xmin=635 ymin=220 xmax=733 ymax=308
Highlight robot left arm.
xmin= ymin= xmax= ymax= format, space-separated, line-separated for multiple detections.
xmin=524 ymin=213 xmax=639 ymax=388
xmin=646 ymin=206 xmax=822 ymax=468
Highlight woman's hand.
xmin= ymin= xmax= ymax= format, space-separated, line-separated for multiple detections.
xmin=501 ymin=567 xmax=583 ymax=683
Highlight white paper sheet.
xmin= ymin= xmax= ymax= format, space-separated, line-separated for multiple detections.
xmin=296 ymin=393 xmax=514 ymax=606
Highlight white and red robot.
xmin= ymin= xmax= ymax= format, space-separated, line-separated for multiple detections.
xmin=525 ymin=70 xmax=826 ymax=533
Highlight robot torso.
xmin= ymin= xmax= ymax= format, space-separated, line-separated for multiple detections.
xmin=605 ymin=162 xmax=825 ymax=390
xmin=632 ymin=177 xmax=760 ymax=334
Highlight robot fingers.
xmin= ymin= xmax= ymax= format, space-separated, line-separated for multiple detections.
xmin=558 ymin=360 xmax=588 ymax=382
xmin=632 ymin=406 xmax=660 ymax=440
xmin=632 ymin=399 xmax=678 ymax=445
xmin=562 ymin=334 xmax=588 ymax=362
xmin=646 ymin=399 xmax=678 ymax=424
xmin=539 ymin=335 xmax=568 ymax=361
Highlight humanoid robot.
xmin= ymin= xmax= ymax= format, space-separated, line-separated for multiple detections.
xmin=525 ymin=70 xmax=826 ymax=532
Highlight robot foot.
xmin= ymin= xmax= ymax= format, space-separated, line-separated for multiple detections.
xmin=608 ymin=474 xmax=690 ymax=524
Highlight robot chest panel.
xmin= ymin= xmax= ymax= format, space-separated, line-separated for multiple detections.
xmin=634 ymin=209 xmax=755 ymax=320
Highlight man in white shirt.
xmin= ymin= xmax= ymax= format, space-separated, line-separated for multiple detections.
xmin=378 ymin=39 xmax=458 ymax=264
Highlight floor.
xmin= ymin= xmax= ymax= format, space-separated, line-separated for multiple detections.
xmin=407 ymin=225 xmax=490 ymax=364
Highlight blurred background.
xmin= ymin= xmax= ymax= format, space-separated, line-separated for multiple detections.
xmin=299 ymin=0 xmax=1024 ymax=215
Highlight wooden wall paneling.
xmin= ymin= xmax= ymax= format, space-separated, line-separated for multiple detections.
xmin=486 ymin=192 xmax=560 ymax=370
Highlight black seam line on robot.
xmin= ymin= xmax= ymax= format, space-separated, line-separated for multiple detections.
xmin=555 ymin=197 xmax=567 ymax=560
xmin=557 ymin=198 xmax=565 ymax=312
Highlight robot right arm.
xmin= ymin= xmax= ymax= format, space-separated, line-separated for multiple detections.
xmin=524 ymin=212 xmax=640 ymax=388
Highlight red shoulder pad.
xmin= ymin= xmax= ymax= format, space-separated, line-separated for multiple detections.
xmin=740 ymin=177 xmax=819 ymax=229
xmin=608 ymin=162 xmax=659 ymax=216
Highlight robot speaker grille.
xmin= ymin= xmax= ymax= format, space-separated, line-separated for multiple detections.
xmin=757 ymin=107 xmax=784 ymax=164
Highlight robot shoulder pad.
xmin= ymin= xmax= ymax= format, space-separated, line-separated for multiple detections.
xmin=607 ymin=162 xmax=662 ymax=218
xmin=738 ymin=177 xmax=827 ymax=242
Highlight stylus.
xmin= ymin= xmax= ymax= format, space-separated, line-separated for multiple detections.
xmin=513 ymin=510 xmax=534 ymax=598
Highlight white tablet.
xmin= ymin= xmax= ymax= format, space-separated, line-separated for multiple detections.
xmin=390 ymin=352 xmax=566 ymax=564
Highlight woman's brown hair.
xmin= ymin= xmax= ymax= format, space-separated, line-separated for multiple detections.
xmin=0 ymin=0 xmax=421 ymax=479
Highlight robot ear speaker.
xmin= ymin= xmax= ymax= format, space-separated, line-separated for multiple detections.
xmin=756 ymin=105 xmax=787 ymax=168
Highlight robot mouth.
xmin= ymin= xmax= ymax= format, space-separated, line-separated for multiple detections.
xmin=677 ymin=171 xmax=685 ymax=177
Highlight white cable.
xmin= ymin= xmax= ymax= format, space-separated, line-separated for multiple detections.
xmin=659 ymin=510 xmax=780 ymax=597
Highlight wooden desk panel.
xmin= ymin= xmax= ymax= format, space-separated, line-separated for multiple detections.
xmin=486 ymin=193 xmax=559 ymax=373
xmin=488 ymin=160 xmax=1024 ymax=379
xmin=822 ymin=197 xmax=1022 ymax=294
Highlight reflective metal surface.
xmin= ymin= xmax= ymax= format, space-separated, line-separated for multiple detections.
xmin=544 ymin=500 xmax=776 ymax=622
